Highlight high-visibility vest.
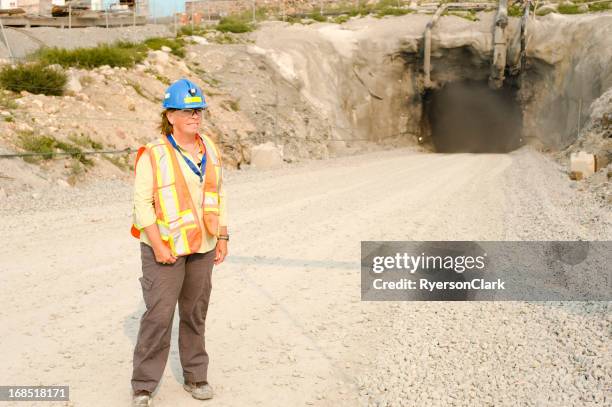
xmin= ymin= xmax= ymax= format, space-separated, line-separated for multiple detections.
xmin=130 ymin=133 xmax=223 ymax=257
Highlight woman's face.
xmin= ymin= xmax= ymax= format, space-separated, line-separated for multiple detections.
xmin=167 ymin=108 xmax=203 ymax=136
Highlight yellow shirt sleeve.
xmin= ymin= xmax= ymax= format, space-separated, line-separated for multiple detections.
xmin=218 ymin=179 xmax=228 ymax=227
xmin=133 ymin=149 xmax=157 ymax=228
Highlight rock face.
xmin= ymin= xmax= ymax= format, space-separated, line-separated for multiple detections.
xmin=519 ymin=14 xmax=612 ymax=149
xmin=248 ymin=13 xmax=611 ymax=151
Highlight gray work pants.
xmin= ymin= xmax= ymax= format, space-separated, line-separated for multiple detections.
xmin=131 ymin=243 xmax=215 ymax=393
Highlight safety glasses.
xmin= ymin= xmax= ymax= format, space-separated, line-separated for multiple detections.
xmin=171 ymin=108 xmax=205 ymax=118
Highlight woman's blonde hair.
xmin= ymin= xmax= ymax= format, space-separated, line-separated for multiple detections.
xmin=159 ymin=109 xmax=173 ymax=135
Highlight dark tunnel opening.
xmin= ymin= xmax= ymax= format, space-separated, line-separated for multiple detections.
xmin=422 ymin=80 xmax=523 ymax=153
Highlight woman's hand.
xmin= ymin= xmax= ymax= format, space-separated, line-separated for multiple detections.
xmin=214 ymin=240 xmax=228 ymax=265
xmin=142 ymin=224 xmax=177 ymax=264
xmin=153 ymin=245 xmax=177 ymax=265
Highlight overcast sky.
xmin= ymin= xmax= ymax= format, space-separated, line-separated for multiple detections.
xmin=98 ymin=0 xmax=187 ymax=17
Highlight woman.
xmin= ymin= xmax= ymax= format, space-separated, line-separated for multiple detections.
xmin=130 ymin=78 xmax=228 ymax=407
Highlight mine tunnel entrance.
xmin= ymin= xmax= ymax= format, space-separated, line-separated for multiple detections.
xmin=423 ymin=80 xmax=523 ymax=153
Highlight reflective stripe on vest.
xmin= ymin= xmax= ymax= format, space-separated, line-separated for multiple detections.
xmin=200 ymin=134 xmax=221 ymax=234
xmin=130 ymin=134 xmax=222 ymax=256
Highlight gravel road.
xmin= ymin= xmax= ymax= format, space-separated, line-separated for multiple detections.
xmin=0 ymin=146 xmax=610 ymax=406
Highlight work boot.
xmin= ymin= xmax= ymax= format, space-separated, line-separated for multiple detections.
xmin=132 ymin=390 xmax=152 ymax=407
xmin=183 ymin=381 xmax=214 ymax=400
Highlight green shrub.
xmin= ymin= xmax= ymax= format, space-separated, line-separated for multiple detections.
xmin=115 ymin=40 xmax=148 ymax=52
xmin=557 ymin=4 xmax=583 ymax=14
xmin=67 ymin=160 xmax=85 ymax=184
xmin=535 ymin=6 xmax=556 ymax=15
xmin=18 ymin=131 xmax=55 ymax=160
xmin=589 ymin=1 xmax=611 ymax=11
xmin=309 ymin=11 xmax=328 ymax=22
xmin=0 ymin=92 xmax=18 ymax=109
xmin=103 ymin=152 xmax=132 ymax=171
xmin=508 ymin=4 xmax=523 ymax=17
xmin=446 ymin=9 xmax=478 ymax=21
xmin=209 ymin=32 xmax=240 ymax=44
xmin=216 ymin=17 xmax=253 ymax=33
xmin=345 ymin=1 xmax=374 ymax=16
xmin=154 ymin=73 xmax=171 ymax=85
xmin=372 ymin=0 xmax=411 ymax=17
xmin=143 ymin=37 xmax=186 ymax=58
xmin=202 ymin=76 xmax=220 ymax=87
xmin=35 ymin=42 xmax=146 ymax=69
xmin=126 ymin=79 xmax=147 ymax=98
xmin=375 ymin=0 xmax=399 ymax=7
xmin=18 ymin=131 xmax=93 ymax=165
xmin=187 ymin=65 xmax=205 ymax=77
xmin=68 ymin=133 xmax=103 ymax=150
xmin=0 ymin=63 xmax=67 ymax=96
xmin=178 ymin=25 xmax=208 ymax=36
xmin=286 ymin=16 xmax=303 ymax=24
xmin=333 ymin=15 xmax=350 ymax=24
xmin=54 ymin=139 xmax=93 ymax=166
xmin=221 ymin=100 xmax=240 ymax=111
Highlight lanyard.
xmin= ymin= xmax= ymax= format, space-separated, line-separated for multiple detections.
xmin=167 ymin=134 xmax=207 ymax=183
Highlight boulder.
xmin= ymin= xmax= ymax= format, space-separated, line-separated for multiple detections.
xmin=250 ymin=142 xmax=283 ymax=170
xmin=98 ymin=65 xmax=114 ymax=76
xmin=148 ymin=50 xmax=170 ymax=66
xmin=66 ymin=74 xmax=82 ymax=93
xmin=188 ymin=35 xmax=209 ymax=45
xmin=161 ymin=45 xmax=172 ymax=53
xmin=536 ymin=4 xmax=558 ymax=15
xmin=570 ymin=151 xmax=596 ymax=179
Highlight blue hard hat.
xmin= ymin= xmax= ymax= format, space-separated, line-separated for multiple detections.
xmin=162 ymin=78 xmax=208 ymax=109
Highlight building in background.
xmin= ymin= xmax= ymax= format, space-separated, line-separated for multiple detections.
xmin=0 ymin=0 xmax=74 ymax=14
xmin=0 ymin=0 xmax=148 ymax=15
xmin=0 ymin=1 xmax=18 ymax=9
xmin=118 ymin=0 xmax=148 ymax=15
xmin=0 ymin=0 xmax=41 ymax=13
